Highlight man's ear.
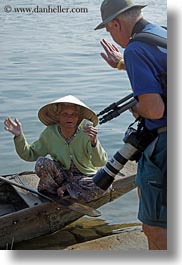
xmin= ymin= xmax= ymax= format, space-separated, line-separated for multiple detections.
xmin=112 ymin=19 xmax=120 ymax=29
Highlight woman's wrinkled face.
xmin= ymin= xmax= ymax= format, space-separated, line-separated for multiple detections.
xmin=59 ymin=105 xmax=79 ymax=130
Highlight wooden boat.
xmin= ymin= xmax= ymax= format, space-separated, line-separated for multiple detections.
xmin=0 ymin=167 xmax=136 ymax=249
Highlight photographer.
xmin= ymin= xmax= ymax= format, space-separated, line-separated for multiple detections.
xmin=95 ymin=0 xmax=167 ymax=249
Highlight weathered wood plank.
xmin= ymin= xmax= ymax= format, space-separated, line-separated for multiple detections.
xmin=0 ymin=167 xmax=136 ymax=249
xmin=0 ymin=204 xmax=16 ymax=216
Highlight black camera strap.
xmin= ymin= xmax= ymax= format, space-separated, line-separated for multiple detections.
xmin=131 ymin=18 xmax=150 ymax=35
xmin=130 ymin=19 xmax=167 ymax=49
xmin=130 ymin=19 xmax=167 ymax=115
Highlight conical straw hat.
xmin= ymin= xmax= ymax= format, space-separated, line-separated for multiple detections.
xmin=38 ymin=95 xmax=98 ymax=127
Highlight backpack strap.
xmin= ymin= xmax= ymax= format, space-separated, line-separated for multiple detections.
xmin=130 ymin=19 xmax=167 ymax=49
xmin=130 ymin=32 xmax=167 ymax=49
xmin=131 ymin=18 xmax=150 ymax=35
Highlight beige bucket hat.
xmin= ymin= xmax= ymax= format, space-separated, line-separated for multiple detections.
xmin=38 ymin=95 xmax=98 ymax=127
xmin=95 ymin=0 xmax=146 ymax=30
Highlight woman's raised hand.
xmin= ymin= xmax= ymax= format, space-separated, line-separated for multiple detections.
xmin=84 ymin=125 xmax=98 ymax=147
xmin=4 ymin=117 xmax=22 ymax=137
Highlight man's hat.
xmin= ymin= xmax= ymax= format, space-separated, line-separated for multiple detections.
xmin=95 ymin=0 xmax=146 ymax=30
xmin=38 ymin=95 xmax=98 ymax=127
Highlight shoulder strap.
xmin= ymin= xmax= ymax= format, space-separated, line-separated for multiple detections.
xmin=130 ymin=19 xmax=167 ymax=49
xmin=130 ymin=32 xmax=167 ymax=49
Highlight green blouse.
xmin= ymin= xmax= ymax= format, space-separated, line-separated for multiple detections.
xmin=14 ymin=125 xmax=108 ymax=175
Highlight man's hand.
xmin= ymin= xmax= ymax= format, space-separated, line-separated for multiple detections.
xmin=100 ymin=39 xmax=125 ymax=69
xmin=4 ymin=117 xmax=22 ymax=137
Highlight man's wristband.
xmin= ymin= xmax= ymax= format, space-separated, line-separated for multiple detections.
xmin=117 ymin=59 xmax=124 ymax=70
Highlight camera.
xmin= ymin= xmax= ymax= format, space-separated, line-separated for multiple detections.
xmin=93 ymin=120 xmax=157 ymax=190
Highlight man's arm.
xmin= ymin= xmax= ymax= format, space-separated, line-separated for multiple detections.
xmin=131 ymin=93 xmax=165 ymax=119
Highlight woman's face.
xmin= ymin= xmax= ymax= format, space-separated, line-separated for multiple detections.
xmin=59 ymin=105 xmax=79 ymax=130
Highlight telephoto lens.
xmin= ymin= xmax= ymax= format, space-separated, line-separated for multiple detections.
xmin=93 ymin=143 xmax=137 ymax=190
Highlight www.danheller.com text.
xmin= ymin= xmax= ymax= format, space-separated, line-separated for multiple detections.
xmin=3 ymin=5 xmax=89 ymax=14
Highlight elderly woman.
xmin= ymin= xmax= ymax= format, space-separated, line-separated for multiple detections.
xmin=4 ymin=95 xmax=108 ymax=202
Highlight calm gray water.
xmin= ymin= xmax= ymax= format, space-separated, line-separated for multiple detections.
xmin=0 ymin=0 xmax=167 ymax=225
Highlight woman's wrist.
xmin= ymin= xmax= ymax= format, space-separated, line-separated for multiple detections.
xmin=91 ymin=141 xmax=97 ymax=148
xmin=14 ymin=132 xmax=21 ymax=138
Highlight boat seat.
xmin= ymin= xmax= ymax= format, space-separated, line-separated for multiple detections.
xmin=7 ymin=173 xmax=43 ymax=208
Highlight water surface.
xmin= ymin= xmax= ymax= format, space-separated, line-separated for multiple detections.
xmin=0 ymin=0 xmax=167 ymax=225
